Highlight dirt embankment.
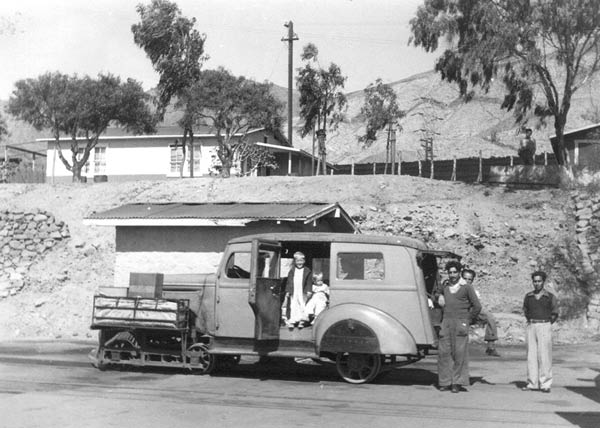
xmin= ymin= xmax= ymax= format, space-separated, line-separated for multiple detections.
xmin=0 ymin=176 xmax=595 ymax=344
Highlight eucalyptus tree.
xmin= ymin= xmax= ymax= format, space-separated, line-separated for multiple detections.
xmin=177 ymin=67 xmax=284 ymax=178
xmin=410 ymin=0 xmax=600 ymax=168
xmin=8 ymin=72 xmax=155 ymax=182
xmin=359 ymin=78 xmax=405 ymax=171
xmin=296 ymin=43 xmax=347 ymax=175
xmin=132 ymin=0 xmax=207 ymax=176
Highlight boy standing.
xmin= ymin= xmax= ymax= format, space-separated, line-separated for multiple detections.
xmin=283 ymin=252 xmax=312 ymax=328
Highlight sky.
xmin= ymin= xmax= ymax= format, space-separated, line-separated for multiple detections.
xmin=0 ymin=0 xmax=438 ymax=100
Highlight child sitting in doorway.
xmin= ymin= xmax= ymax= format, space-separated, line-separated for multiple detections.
xmin=302 ymin=272 xmax=330 ymax=325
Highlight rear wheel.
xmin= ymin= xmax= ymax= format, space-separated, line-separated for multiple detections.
xmin=335 ymin=352 xmax=382 ymax=384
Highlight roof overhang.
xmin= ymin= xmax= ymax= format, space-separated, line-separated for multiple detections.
xmin=37 ymin=128 xmax=270 ymax=143
xmin=255 ymin=142 xmax=336 ymax=168
xmin=84 ymin=202 xmax=358 ymax=232
xmin=549 ymin=123 xmax=600 ymax=141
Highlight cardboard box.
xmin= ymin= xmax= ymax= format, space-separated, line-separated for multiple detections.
xmin=128 ymin=272 xmax=164 ymax=298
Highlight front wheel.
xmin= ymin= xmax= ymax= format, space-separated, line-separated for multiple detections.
xmin=335 ymin=352 xmax=382 ymax=384
xmin=186 ymin=343 xmax=216 ymax=374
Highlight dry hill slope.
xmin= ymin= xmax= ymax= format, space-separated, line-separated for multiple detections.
xmin=0 ymin=176 xmax=593 ymax=344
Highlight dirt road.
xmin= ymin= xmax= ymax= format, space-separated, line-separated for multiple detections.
xmin=0 ymin=340 xmax=599 ymax=428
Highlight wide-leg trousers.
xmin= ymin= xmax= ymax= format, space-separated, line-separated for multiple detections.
xmin=526 ymin=322 xmax=553 ymax=389
xmin=438 ymin=317 xmax=470 ymax=387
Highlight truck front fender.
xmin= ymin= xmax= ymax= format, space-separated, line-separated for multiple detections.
xmin=313 ymin=303 xmax=417 ymax=355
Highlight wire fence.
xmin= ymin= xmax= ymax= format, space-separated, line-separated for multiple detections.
xmin=334 ymin=152 xmax=557 ymax=183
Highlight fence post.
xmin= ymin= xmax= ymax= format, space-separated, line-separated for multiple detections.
xmin=372 ymin=163 xmax=376 ymax=175
xmin=477 ymin=150 xmax=483 ymax=183
xmin=510 ymin=156 xmax=514 ymax=167
xmin=451 ymin=156 xmax=457 ymax=181
xmin=430 ymin=159 xmax=434 ymax=179
xmin=351 ymin=160 xmax=355 ymax=176
xmin=418 ymin=160 xmax=422 ymax=177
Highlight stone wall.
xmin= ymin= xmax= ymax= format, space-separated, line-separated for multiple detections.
xmin=0 ymin=210 xmax=70 ymax=298
xmin=571 ymin=190 xmax=600 ymax=326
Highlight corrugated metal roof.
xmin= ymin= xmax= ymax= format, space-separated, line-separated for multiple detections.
xmin=86 ymin=202 xmax=339 ymax=221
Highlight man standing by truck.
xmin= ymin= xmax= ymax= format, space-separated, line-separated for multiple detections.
xmin=522 ymin=271 xmax=558 ymax=393
xmin=436 ymin=261 xmax=481 ymax=393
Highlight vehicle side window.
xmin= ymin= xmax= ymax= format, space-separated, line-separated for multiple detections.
xmin=337 ymin=252 xmax=384 ymax=280
xmin=225 ymin=252 xmax=251 ymax=279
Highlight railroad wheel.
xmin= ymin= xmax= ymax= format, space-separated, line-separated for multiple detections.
xmin=335 ymin=352 xmax=382 ymax=384
xmin=186 ymin=343 xmax=216 ymax=374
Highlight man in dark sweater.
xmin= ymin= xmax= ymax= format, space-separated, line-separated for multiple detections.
xmin=435 ymin=261 xmax=482 ymax=393
xmin=522 ymin=271 xmax=558 ymax=393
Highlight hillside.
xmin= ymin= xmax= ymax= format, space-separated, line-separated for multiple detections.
xmin=0 ymin=176 xmax=595 ymax=345
xmin=292 ymin=70 xmax=600 ymax=163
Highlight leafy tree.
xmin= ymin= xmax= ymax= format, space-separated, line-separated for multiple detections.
xmin=177 ymin=67 xmax=284 ymax=178
xmin=410 ymin=0 xmax=600 ymax=167
xmin=296 ymin=43 xmax=347 ymax=175
xmin=359 ymin=78 xmax=405 ymax=171
xmin=8 ymin=72 xmax=155 ymax=182
xmin=132 ymin=0 xmax=207 ymax=177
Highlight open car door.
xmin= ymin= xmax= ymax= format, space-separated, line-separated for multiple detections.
xmin=249 ymin=239 xmax=282 ymax=340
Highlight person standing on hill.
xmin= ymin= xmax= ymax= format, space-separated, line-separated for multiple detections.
xmin=435 ymin=260 xmax=482 ymax=393
xmin=522 ymin=271 xmax=558 ymax=393
xmin=518 ymin=128 xmax=536 ymax=165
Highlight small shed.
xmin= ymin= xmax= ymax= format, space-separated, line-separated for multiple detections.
xmin=84 ymin=202 xmax=357 ymax=287
xmin=550 ymin=123 xmax=600 ymax=170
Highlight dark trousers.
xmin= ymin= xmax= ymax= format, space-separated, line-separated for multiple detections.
xmin=438 ymin=317 xmax=470 ymax=387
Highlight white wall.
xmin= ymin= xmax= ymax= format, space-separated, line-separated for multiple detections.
xmin=44 ymin=129 xmax=279 ymax=179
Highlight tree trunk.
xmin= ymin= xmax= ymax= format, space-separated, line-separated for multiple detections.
xmin=72 ymin=163 xmax=82 ymax=183
xmin=221 ymin=157 xmax=232 ymax=178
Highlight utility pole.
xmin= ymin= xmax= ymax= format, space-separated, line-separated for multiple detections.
xmin=282 ymin=21 xmax=298 ymax=153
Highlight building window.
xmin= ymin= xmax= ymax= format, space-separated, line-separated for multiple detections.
xmin=170 ymin=144 xmax=202 ymax=174
xmin=94 ymin=147 xmax=106 ymax=174
xmin=170 ymin=145 xmax=184 ymax=173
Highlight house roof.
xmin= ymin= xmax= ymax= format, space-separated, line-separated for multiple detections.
xmin=549 ymin=123 xmax=600 ymax=142
xmin=255 ymin=142 xmax=336 ymax=168
xmin=84 ymin=202 xmax=357 ymax=230
xmin=37 ymin=126 xmax=288 ymax=145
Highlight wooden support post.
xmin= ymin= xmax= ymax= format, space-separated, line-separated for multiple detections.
xmin=397 ymin=151 xmax=402 ymax=175
xmin=510 ymin=156 xmax=514 ymax=167
xmin=574 ymin=142 xmax=580 ymax=166
xmin=351 ymin=160 xmax=355 ymax=175
xmin=330 ymin=168 xmax=333 ymax=176
xmin=451 ymin=156 xmax=457 ymax=181
xmin=477 ymin=150 xmax=483 ymax=183
xmin=418 ymin=160 xmax=422 ymax=177
xmin=430 ymin=159 xmax=434 ymax=179
xmin=373 ymin=163 xmax=376 ymax=175
xmin=544 ymin=152 xmax=548 ymax=166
